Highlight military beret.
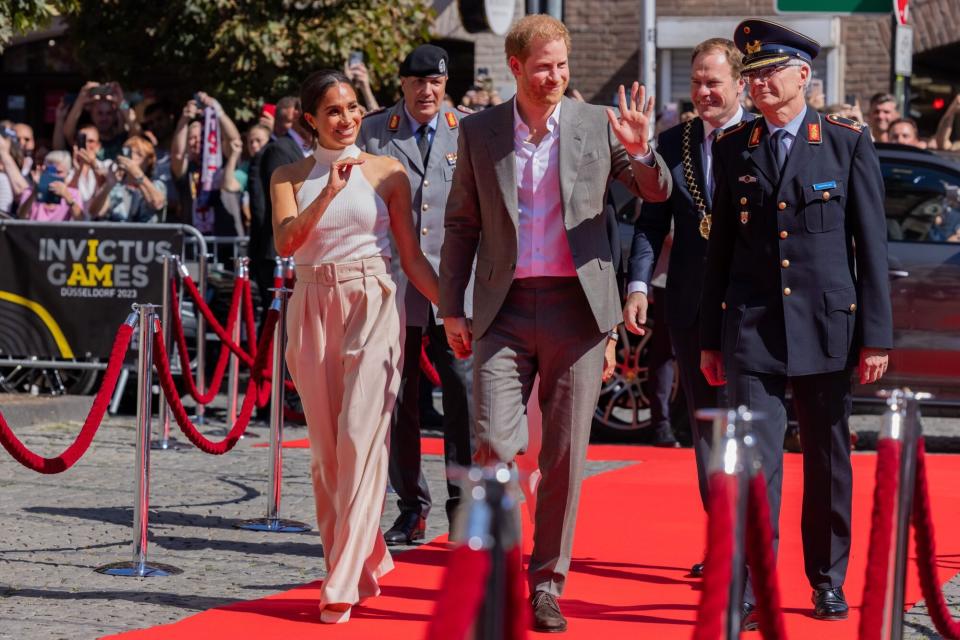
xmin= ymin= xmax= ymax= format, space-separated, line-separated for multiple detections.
xmin=399 ymin=44 xmax=449 ymax=78
xmin=734 ymin=19 xmax=821 ymax=73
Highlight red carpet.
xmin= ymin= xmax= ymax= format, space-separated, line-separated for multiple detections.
xmin=103 ymin=447 xmax=960 ymax=639
xmin=256 ymin=436 xmax=644 ymax=461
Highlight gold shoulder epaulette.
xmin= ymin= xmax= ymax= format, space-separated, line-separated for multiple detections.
xmin=717 ymin=120 xmax=749 ymax=141
xmin=825 ymin=113 xmax=865 ymax=133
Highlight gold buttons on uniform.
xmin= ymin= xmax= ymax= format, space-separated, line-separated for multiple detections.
xmin=781 ymin=259 xmax=790 ymax=268
xmin=740 ymin=197 xmax=748 ymax=205
xmin=421 ymin=228 xmax=429 ymax=236
xmin=779 ymin=230 xmax=789 ymax=239
xmin=783 ymin=287 xmax=792 ymax=296
xmin=849 ymin=303 xmax=857 ymax=312
xmin=778 ymin=201 xmax=787 ymax=210
xmin=822 ymin=191 xmax=831 ymax=201
xmin=721 ymin=302 xmax=727 ymax=310
xmin=422 ymin=203 xmax=429 ymax=211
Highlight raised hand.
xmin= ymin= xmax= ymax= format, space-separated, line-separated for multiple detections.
xmin=327 ymin=157 xmax=364 ymax=195
xmin=606 ymin=82 xmax=655 ymax=157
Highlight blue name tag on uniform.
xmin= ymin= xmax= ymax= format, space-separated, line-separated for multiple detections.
xmin=812 ymin=181 xmax=837 ymax=191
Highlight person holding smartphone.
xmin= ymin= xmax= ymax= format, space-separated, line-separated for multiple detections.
xmin=88 ymin=136 xmax=166 ymax=222
xmin=17 ymin=151 xmax=84 ymax=221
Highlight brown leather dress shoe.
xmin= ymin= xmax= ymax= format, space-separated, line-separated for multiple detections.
xmin=383 ymin=511 xmax=426 ymax=546
xmin=531 ymin=591 xmax=567 ymax=633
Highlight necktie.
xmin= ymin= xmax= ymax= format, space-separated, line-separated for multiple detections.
xmin=417 ymin=123 xmax=431 ymax=165
xmin=770 ymin=129 xmax=788 ymax=174
xmin=706 ymin=128 xmax=721 ymax=205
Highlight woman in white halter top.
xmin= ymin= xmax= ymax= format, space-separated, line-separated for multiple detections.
xmin=270 ymin=70 xmax=439 ymax=624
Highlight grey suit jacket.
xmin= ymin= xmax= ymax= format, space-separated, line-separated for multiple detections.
xmin=357 ymin=101 xmax=474 ymax=326
xmin=439 ymin=96 xmax=672 ymax=339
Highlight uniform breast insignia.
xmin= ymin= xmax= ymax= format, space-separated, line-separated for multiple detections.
xmin=445 ymin=152 xmax=457 ymax=166
xmin=808 ymin=122 xmax=822 ymax=144
xmin=740 ymin=210 xmax=750 ymax=225
xmin=445 ymin=112 xmax=458 ymax=129
xmin=748 ymin=121 xmax=763 ymax=148
xmin=738 ymin=174 xmax=759 ymax=184
xmin=387 ymin=114 xmax=400 ymax=131
xmin=812 ymin=180 xmax=837 ymax=191
xmin=826 ymin=113 xmax=864 ymax=133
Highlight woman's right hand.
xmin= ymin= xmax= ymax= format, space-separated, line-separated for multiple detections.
xmin=325 ymin=157 xmax=364 ymax=196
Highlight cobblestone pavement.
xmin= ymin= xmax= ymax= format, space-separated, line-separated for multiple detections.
xmin=0 ymin=399 xmax=957 ymax=639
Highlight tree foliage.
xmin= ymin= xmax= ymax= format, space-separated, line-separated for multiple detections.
xmin=65 ymin=0 xmax=434 ymax=120
xmin=0 ymin=1 xmax=78 ymax=52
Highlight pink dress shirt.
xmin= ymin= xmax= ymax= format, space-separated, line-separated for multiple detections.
xmin=513 ymin=100 xmax=577 ymax=279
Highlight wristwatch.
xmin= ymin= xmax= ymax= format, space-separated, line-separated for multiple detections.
xmin=133 ymin=174 xmax=145 ymax=185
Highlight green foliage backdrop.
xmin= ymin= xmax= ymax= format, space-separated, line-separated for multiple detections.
xmin=4 ymin=0 xmax=435 ymax=120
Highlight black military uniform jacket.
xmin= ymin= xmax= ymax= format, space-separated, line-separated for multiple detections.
xmin=630 ymin=113 xmax=755 ymax=329
xmin=700 ymin=107 xmax=893 ymax=376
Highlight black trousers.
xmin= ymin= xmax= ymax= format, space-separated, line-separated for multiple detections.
xmin=669 ymin=319 xmax=727 ymax=510
xmin=389 ymin=312 xmax=474 ymax=524
xmin=728 ymin=367 xmax=854 ymax=603
xmin=647 ymin=287 xmax=675 ymax=436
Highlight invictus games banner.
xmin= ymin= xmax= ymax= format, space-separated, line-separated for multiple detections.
xmin=0 ymin=221 xmax=184 ymax=361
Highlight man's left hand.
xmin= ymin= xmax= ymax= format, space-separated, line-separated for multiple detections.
xmin=859 ymin=347 xmax=889 ymax=384
xmin=606 ymin=81 xmax=655 ymax=157
xmin=602 ymin=338 xmax=617 ymax=382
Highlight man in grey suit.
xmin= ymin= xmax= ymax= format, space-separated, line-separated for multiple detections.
xmin=439 ymin=15 xmax=671 ymax=633
xmin=358 ymin=44 xmax=475 ymax=544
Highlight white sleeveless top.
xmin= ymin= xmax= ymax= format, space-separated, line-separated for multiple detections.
xmin=293 ymin=143 xmax=391 ymax=265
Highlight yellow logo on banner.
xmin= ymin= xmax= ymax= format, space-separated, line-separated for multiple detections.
xmin=0 ymin=290 xmax=74 ymax=358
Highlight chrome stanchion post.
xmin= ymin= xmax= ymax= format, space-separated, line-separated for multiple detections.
xmin=227 ymin=256 xmax=248 ymax=426
xmin=236 ymin=283 xmax=310 ymax=533
xmin=698 ymin=406 xmax=753 ymax=639
xmin=96 ymin=304 xmax=181 ymax=577
xmin=194 ymin=252 xmax=210 ymax=425
xmin=152 ymin=254 xmax=186 ymax=451
xmin=881 ymin=388 xmax=932 ymax=640
xmin=474 ymin=464 xmax=520 ymax=640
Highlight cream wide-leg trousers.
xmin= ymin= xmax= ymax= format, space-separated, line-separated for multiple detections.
xmin=285 ymin=256 xmax=400 ymax=607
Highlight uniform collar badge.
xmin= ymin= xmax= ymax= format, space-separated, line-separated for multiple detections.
xmin=808 ymin=121 xmax=822 ymax=144
xmin=446 ymin=152 xmax=457 ymax=166
xmin=748 ymin=120 xmax=763 ymax=147
xmin=445 ymin=112 xmax=458 ymax=129
xmin=388 ymin=114 xmax=400 ymax=131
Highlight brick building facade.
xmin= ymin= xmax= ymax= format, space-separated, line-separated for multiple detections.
xmin=561 ymin=0 xmax=960 ymax=126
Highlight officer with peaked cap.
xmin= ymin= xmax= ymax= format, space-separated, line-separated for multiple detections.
xmin=699 ymin=19 xmax=892 ymax=629
xmin=358 ymin=44 xmax=474 ymax=544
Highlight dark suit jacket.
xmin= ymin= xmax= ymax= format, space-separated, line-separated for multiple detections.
xmin=700 ymin=109 xmax=893 ymax=376
xmin=247 ymin=134 xmax=303 ymax=264
xmin=629 ymin=114 xmax=756 ymax=329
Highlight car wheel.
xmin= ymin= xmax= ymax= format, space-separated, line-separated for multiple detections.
xmin=592 ymin=323 xmax=688 ymax=442
xmin=0 ymin=362 xmax=100 ymax=396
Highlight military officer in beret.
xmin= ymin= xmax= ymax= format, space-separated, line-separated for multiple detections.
xmin=358 ymin=44 xmax=474 ymax=544
xmin=699 ymin=19 xmax=893 ymax=628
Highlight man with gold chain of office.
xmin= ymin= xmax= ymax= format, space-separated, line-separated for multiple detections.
xmin=699 ymin=19 xmax=893 ymax=629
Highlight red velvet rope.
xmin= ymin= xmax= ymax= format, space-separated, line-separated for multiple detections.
xmin=425 ymin=545 xmax=492 ymax=640
xmin=180 ymin=275 xmax=256 ymax=367
xmin=694 ymin=472 xmax=738 ymax=640
xmin=911 ymin=437 xmax=960 ymax=640
xmin=243 ymin=274 xmax=257 ymax=354
xmin=746 ymin=471 xmax=787 ymax=640
xmin=0 ymin=323 xmax=133 ymax=474
xmin=420 ymin=336 xmax=441 ymax=387
xmin=858 ymin=438 xmax=902 ymax=640
xmin=153 ymin=311 xmax=277 ymax=455
xmin=171 ymin=276 xmax=244 ymax=404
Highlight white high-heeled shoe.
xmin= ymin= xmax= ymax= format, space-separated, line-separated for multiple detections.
xmin=320 ymin=604 xmax=352 ymax=624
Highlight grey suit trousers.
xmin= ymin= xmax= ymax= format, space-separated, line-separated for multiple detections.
xmin=473 ymin=276 xmax=606 ymax=596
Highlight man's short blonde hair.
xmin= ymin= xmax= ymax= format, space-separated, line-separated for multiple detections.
xmin=504 ymin=14 xmax=571 ymax=62
xmin=691 ymin=38 xmax=743 ymax=79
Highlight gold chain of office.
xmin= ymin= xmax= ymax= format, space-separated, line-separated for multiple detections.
xmin=681 ymin=120 xmax=711 ymax=239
